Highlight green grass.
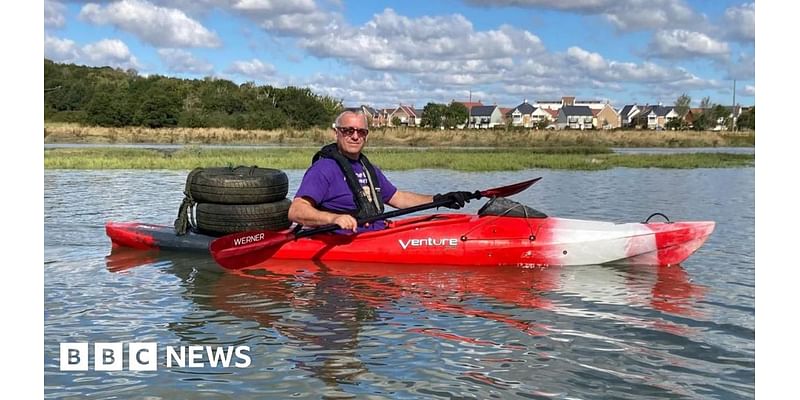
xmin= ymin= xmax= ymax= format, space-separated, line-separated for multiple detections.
xmin=44 ymin=147 xmax=754 ymax=171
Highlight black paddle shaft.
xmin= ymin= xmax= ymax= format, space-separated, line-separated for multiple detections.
xmin=291 ymin=177 xmax=542 ymax=241
xmin=293 ymin=193 xmax=480 ymax=240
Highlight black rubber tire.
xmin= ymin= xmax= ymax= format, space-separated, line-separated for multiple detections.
xmin=194 ymin=199 xmax=292 ymax=235
xmin=188 ymin=166 xmax=289 ymax=205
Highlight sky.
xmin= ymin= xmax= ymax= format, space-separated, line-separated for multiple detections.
xmin=43 ymin=0 xmax=755 ymax=110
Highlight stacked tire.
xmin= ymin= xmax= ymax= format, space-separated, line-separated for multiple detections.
xmin=185 ymin=166 xmax=293 ymax=236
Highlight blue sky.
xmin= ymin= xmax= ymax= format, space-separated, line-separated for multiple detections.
xmin=44 ymin=0 xmax=755 ymax=109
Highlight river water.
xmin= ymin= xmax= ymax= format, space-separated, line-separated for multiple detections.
xmin=44 ymin=167 xmax=754 ymax=399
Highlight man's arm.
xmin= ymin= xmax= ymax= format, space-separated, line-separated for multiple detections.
xmin=287 ymin=196 xmax=358 ymax=232
xmin=386 ymin=190 xmax=434 ymax=209
xmin=388 ymin=190 xmax=474 ymax=210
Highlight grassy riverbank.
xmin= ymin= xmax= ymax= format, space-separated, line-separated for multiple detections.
xmin=44 ymin=147 xmax=755 ymax=171
xmin=44 ymin=123 xmax=755 ymax=148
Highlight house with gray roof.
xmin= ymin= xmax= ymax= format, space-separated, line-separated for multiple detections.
xmin=469 ymin=105 xmax=503 ymax=128
xmin=556 ymin=105 xmax=594 ymax=130
xmin=633 ymin=105 xmax=679 ymax=130
xmin=619 ymin=104 xmax=641 ymax=128
xmin=506 ymin=100 xmax=558 ymax=128
xmin=506 ymin=100 xmax=537 ymax=127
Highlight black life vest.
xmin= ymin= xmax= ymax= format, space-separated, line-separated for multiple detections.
xmin=311 ymin=143 xmax=384 ymax=220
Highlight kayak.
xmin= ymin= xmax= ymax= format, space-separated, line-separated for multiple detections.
xmin=106 ymin=211 xmax=714 ymax=267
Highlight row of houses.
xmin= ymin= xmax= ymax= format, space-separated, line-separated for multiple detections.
xmin=346 ymin=96 xmax=746 ymax=131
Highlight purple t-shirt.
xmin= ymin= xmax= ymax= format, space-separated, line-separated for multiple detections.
xmin=295 ymin=158 xmax=398 ymax=233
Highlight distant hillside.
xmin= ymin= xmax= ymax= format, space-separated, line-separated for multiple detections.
xmin=44 ymin=59 xmax=342 ymax=130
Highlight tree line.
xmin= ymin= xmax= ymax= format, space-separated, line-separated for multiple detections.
xmin=44 ymin=59 xmax=342 ymax=129
xmin=668 ymin=93 xmax=755 ymax=131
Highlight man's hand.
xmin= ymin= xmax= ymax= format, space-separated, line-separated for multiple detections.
xmin=433 ymin=191 xmax=475 ymax=209
xmin=332 ymin=214 xmax=358 ymax=232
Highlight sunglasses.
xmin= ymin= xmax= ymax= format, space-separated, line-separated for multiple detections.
xmin=336 ymin=127 xmax=369 ymax=137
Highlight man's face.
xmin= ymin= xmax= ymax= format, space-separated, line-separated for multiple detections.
xmin=334 ymin=114 xmax=369 ymax=159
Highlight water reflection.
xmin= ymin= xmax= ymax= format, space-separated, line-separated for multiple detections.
xmin=106 ymin=247 xmax=706 ymax=346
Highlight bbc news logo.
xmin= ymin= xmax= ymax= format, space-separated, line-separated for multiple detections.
xmin=60 ymin=343 xmax=251 ymax=371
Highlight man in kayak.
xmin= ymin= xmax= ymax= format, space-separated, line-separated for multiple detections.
xmin=288 ymin=111 xmax=472 ymax=233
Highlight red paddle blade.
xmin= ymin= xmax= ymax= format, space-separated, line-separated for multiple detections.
xmin=479 ymin=177 xmax=541 ymax=198
xmin=210 ymin=229 xmax=295 ymax=270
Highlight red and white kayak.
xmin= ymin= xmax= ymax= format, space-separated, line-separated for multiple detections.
xmin=106 ymin=212 xmax=714 ymax=267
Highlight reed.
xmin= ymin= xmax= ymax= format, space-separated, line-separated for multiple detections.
xmin=44 ymin=147 xmax=754 ymax=171
xmin=43 ymin=123 xmax=755 ymax=148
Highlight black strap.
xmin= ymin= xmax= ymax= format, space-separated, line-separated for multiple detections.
xmin=312 ymin=143 xmax=384 ymax=219
xmin=173 ymin=167 xmax=204 ymax=235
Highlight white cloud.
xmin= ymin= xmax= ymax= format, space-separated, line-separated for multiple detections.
xmin=231 ymin=0 xmax=316 ymax=13
xmin=300 ymin=71 xmax=481 ymax=109
xmin=45 ymin=35 xmax=81 ymax=63
xmin=565 ymin=46 xmax=696 ymax=84
xmin=722 ymin=3 xmax=755 ymax=43
xmin=647 ymin=30 xmax=730 ymax=60
xmin=45 ymin=34 xmax=141 ymax=70
xmin=79 ymin=0 xmax=222 ymax=48
xmin=45 ymin=0 xmax=67 ymax=28
xmin=259 ymin=10 xmax=339 ymax=37
xmin=502 ymin=83 xmax=562 ymax=97
xmin=603 ymin=1 xmax=698 ymax=32
xmin=157 ymin=49 xmax=214 ymax=74
xmin=741 ymin=85 xmax=755 ymax=97
xmin=299 ymin=8 xmax=544 ymax=81
xmin=463 ymin=0 xmax=701 ymax=31
xmin=566 ymin=47 xmax=608 ymax=71
xmin=81 ymin=39 xmax=142 ymax=69
xmin=224 ymin=0 xmax=339 ymax=38
xmin=226 ymin=59 xmax=277 ymax=80
xmin=606 ymin=61 xmax=675 ymax=82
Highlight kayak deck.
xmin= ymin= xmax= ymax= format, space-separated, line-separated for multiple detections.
xmin=106 ymin=213 xmax=715 ymax=267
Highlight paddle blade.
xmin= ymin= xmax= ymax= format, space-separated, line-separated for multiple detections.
xmin=479 ymin=177 xmax=541 ymax=198
xmin=210 ymin=229 xmax=295 ymax=270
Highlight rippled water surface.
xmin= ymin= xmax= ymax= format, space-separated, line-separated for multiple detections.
xmin=44 ymin=167 xmax=754 ymax=399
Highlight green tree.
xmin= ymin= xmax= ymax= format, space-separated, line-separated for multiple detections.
xmin=691 ymin=96 xmax=715 ymax=131
xmin=275 ymin=86 xmax=329 ymax=129
xmin=445 ymin=102 xmax=469 ymax=128
xmin=710 ymin=104 xmax=730 ymax=129
xmin=137 ymin=91 xmax=181 ymax=128
xmin=699 ymin=96 xmax=712 ymax=110
xmin=667 ymin=94 xmax=691 ymax=130
xmin=534 ymin=119 xmax=549 ymax=130
xmin=674 ymin=93 xmax=691 ymax=118
xmin=421 ymin=103 xmax=447 ymax=128
xmin=692 ymin=112 xmax=710 ymax=131
xmin=315 ymin=93 xmax=343 ymax=126
xmin=43 ymin=59 xmax=345 ymax=130
xmin=665 ymin=118 xmax=683 ymax=130
xmin=178 ymin=110 xmax=207 ymax=128
xmin=86 ymin=89 xmax=132 ymax=127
